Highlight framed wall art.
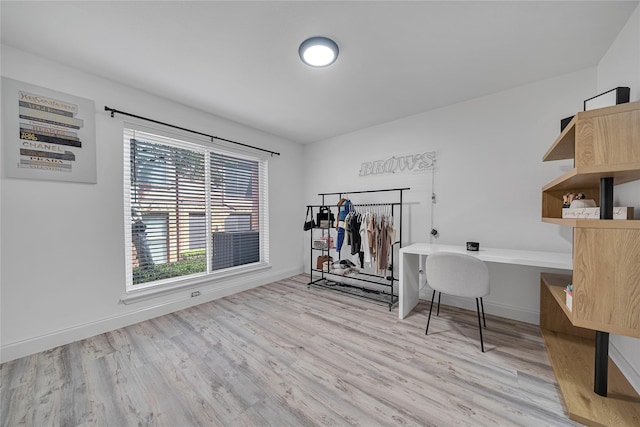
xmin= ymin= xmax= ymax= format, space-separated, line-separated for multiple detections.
xmin=2 ymin=77 xmax=96 ymax=183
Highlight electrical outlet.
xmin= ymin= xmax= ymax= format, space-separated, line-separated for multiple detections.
xmin=191 ymin=291 xmax=201 ymax=298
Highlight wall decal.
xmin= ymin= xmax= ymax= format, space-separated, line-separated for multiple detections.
xmin=2 ymin=78 xmax=96 ymax=183
xmin=359 ymin=151 xmax=435 ymax=176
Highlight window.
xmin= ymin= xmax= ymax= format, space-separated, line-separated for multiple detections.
xmin=124 ymin=128 xmax=269 ymax=290
xmin=188 ymin=213 xmax=206 ymax=250
xmin=141 ymin=213 xmax=169 ymax=264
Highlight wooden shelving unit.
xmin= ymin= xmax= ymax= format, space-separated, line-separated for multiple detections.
xmin=542 ymin=163 xmax=640 ymax=191
xmin=542 ymin=101 xmax=640 ymax=162
xmin=540 ymin=273 xmax=640 ymax=426
xmin=540 ymin=101 xmax=640 ymax=426
xmin=541 ymin=217 xmax=640 ymax=228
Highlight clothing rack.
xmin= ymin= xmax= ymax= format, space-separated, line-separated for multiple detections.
xmin=306 ymin=187 xmax=409 ymax=310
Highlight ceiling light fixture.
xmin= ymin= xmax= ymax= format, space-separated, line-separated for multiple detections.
xmin=299 ymin=36 xmax=339 ymax=67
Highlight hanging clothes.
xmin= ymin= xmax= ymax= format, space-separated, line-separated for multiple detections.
xmin=349 ymin=213 xmax=361 ymax=255
xmin=340 ymin=204 xmax=396 ymax=274
xmin=360 ymin=212 xmax=372 ymax=266
xmin=345 ymin=214 xmax=352 ymax=246
xmin=377 ymin=215 xmax=389 ymax=275
xmin=387 ymin=218 xmax=396 ymax=248
xmin=367 ymin=213 xmax=377 ymax=265
xmin=335 ymin=199 xmax=352 ymax=254
xmin=347 ymin=212 xmax=363 ymax=268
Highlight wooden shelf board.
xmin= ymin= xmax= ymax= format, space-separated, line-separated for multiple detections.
xmin=542 ymin=102 xmax=640 ymax=163
xmin=542 ymin=217 xmax=577 ymax=226
xmin=540 ymin=329 xmax=640 ymax=426
xmin=543 ymin=117 xmax=577 ymax=162
xmin=542 ymin=163 xmax=640 ymax=192
xmin=540 ymin=272 xmax=572 ymax=286
xmin=541 ymin=273 xmax=573 ymax=320
xmin=577 ymin=100 xmax=640 ymax=120
xmin=542 ymin=218 xmax=640 ymax=229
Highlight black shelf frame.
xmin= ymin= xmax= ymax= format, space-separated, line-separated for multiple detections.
xmin=306 ymin=187 xmax=409 ymax=310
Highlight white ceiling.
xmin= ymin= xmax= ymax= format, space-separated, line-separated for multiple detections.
xmin=1 ymin=1 xmax=638 ymax=143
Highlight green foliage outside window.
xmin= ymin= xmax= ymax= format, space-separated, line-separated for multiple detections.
xmin=132 ymin=249 xmax=206 ymax=285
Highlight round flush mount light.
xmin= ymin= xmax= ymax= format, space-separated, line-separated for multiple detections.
xmin=299 ymin=36 xmax=339 ymax=67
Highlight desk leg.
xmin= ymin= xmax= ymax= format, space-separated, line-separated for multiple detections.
xmin=399 ymin=252 xmax=420 ymax=319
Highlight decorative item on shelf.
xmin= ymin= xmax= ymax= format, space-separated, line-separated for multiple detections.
xmin=466 ymin=241 xmax=479 ymax=251
xmin=565 ymin=283 xmax=573 ymax=311
xmin=562 ymin=206 xmax=634 ymax=220
xmin=562 ymin=192 xmax=586 ymax=208
xmin=583 ymin=86 xmax=630 ymax=111
xmin=569 ymin=198 xmax=596 ymax=209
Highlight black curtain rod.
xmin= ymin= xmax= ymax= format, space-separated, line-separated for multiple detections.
xmin=104 ymin=106 xmax=281 ymax=156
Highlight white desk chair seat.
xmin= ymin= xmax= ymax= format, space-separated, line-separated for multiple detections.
xmin=425 ymin=251 xmax=490 ymax=352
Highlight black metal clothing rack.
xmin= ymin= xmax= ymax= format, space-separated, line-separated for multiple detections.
xmin=306 ymin=187 xmax=409 ymax=310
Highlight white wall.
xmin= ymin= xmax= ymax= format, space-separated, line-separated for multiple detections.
xmin=596 ymin=3 xmax=640 ymax=394
xmin=0 ymin=45 xmax=305 ymax=362
xmin=303 ymin=67 xmax=595 ymax=323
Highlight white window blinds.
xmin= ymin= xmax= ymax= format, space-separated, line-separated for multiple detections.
xmin=124 ymin=128 xmax=269 ymax=290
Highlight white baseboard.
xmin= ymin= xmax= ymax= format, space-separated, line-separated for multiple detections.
xmin=419 ymin=293 xmax=540 ymax=325
xmin=1 ymin=267 xmax=303 ymax=363
xmin=610 ymin=342 xmax=640 ymax=395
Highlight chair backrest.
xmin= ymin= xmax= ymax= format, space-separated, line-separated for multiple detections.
xmin=426 ymin=251 xmax=490 ymax=298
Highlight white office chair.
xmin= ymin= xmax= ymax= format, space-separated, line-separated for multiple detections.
xmin=424 ymin=251 xmax=490 ymax=352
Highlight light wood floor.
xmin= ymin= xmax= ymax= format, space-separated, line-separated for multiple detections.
xmin=1 ymin=274 xmax=580 ymax=426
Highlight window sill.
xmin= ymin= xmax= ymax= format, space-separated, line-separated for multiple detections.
xmin=120 ymin=262 xmax=271 ymax=305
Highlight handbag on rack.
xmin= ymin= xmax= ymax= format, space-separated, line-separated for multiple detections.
xmin=313 ymin=236 xmax=334 ymax=250
xmin=303 ymin=206 xmax=316 ymax=231
xmin=316 ymin=206 xmax=335 ymax=228
xmin=316 ymin=255 xmax=333 ymax=270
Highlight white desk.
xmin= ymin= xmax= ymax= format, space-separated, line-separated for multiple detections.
xmin=398 ymin=243 xmax=573 ymax=319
